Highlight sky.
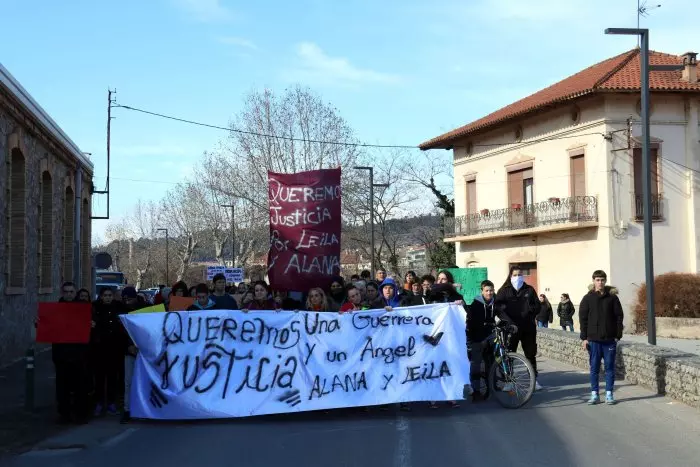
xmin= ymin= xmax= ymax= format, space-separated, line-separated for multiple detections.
xmin=1 ymin=0 xmax=697 ymax=242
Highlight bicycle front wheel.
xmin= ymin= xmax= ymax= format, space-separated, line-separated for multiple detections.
xmin=488 ymin=352 xmax=536 ymax=409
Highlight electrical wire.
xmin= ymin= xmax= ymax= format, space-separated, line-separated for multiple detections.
xmin=114 ymin=103 xmax=606 ymax=150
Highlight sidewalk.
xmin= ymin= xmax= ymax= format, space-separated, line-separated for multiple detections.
xmin=0 ymin=346 xmax=69 ymax=459
xmin=621 ymin=334 xmax=700 ymax=355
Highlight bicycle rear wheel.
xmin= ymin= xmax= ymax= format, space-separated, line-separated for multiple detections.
xmin=488 ymin=352 xmax=535 ymax=409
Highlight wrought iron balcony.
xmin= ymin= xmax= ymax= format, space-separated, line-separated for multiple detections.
xmin=634 ymin=194 xmax=663 ymax=221
xmin=444 ymin=196 xmax=598 ymax=239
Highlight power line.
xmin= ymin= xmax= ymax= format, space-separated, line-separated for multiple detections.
xmin=115 ymin=102 xmax=606 ymax=150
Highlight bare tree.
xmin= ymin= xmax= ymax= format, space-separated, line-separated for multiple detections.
xmin=160 ymin=182 xmax=205 ymax=281
xmin=126 ymin=199 xmax=161 ymax=290
xmin=191 ymin=164 xmax=229 ymax=265
xmin=103 ymin=219 xmax=130 ymax=272
xmin=344 ymin=153 xmax=418 ymax=273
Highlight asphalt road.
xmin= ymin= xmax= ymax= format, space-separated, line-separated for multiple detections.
xmin=4 ymin=357 xmax=700 ymax=467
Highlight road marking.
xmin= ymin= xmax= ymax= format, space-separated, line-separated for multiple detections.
xmin=394 ymin=414 xmax=411 ymax=467
xmin=100 ymin=427 xmax=140 ymax=448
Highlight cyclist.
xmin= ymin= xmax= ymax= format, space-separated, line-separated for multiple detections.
xmin=467 ymin=280 xmax=496 ymax=402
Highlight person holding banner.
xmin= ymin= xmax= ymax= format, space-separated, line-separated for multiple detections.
xmin=306 ymin=287 xmax=331 ymax=312
xmin=187 ymin=284 xmax=218 ymax=311
xmin=377 ymin=278 xmax=402 ymax=309
xmin=91 ymin=287 xmax=127 ymax=417
xmin=328 ymin=276 xmax=347 ymax=312
xmin=120 ymin=286 xmax=145 ymax=423
xmin=366 ymin=281 xmax=380 ymax=305
xmin=339 ymin=285 xmax=369 ymax=313
xmin=210 ymin=273 xmax=239 ymax=310
xmin=244 ymin=281 xmax=279 ymax=311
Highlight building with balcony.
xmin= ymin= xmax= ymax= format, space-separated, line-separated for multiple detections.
xmin=421 ymin=48 xmax=700 ymax=320
xmin=1 ymin=63 xmax=93 ymax=366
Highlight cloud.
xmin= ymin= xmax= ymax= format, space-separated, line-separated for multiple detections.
xmin=289 ymin=42 xmax=400 ymax=86
xmin=218 ymin=36 xmax=258 ymax=50
xmin=173 ymin=0 xmax=234 ymax=22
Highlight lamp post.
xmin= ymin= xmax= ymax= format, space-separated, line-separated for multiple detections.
xmin=604 ymin=28 xmax=684 ymax=345
xmin=221 ymin=204 xmax=235 ymax=267
xmin=157 ymin=228 xmax=169 ymax=285
xmin=354 ymin=166 xmax=390 ymax=275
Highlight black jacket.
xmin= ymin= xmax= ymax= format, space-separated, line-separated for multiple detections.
xmin=467 ymin=295 xmax=496 ymax=343
xmin=91 ymin=299 xmax=128 ymax=347
xmin=557 ymin=301 xmax=575 ymax=326
xmin=400 ymin=291 xmax=429 ymax=307
xmin=579 ymin=286 xmax=624 ymax=341
xmin=536 ymin=302 xmax=553 ymax=323
xmin=495 ymin=282 xmax=539 ymax=331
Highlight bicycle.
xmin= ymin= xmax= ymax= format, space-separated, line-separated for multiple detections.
xmin=467 ymin=320 xmax=536 ymax=409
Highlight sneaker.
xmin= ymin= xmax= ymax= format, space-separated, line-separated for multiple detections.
xmin=588 ymin=393 xmax=600 ymax=405
xmin=93 ymin=404 xmax=104 ymax=417
xmin=120 ymin=411 xmax=131 ymax=424
xmin=535 ymin=380 xmax=543 ymax=391
xmin=428 ymin=401 xmax=438 ymax=409
xmin=448 ymin=400 xmax=460 ymax=409
xmin=501 ymin=382 xmax=515 ymax=393
xmin=605 ymin=393 xmax=616 ymax=405
xmin=107 ymin=404 xmax=118 ymax=415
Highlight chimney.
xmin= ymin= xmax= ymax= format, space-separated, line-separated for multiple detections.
xmin=681 ymin=52 xmax=697 ymax=83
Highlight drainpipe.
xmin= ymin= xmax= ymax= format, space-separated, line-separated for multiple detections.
xmin=73 ymin=167 xmax=82 ymax=286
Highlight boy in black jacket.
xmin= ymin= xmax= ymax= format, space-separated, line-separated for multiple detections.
xmin=467 ymin=280 xmax=498 ymax=401
xmin=579 ymin=270 xmax=624 ymax=405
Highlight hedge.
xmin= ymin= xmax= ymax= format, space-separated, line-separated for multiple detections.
xmin=634 ymin=272 xmax=700 ymax=333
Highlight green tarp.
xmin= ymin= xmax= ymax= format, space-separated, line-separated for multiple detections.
xmin=444 ymin=267 xmax=488 ymax=304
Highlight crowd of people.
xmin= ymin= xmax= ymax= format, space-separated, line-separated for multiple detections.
xmin=45 ymin=266 xmax=624 ymax=425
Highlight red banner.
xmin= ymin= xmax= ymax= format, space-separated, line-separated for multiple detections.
xmin=36 ymin=302 xmax=92 ymax=343
xmin=267 ymin=168 xmax=342 ymax=291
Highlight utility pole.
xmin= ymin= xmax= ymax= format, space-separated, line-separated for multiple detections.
xmin=92 ymin=89 xmax=115 ymax=220
xmin=221 ymin=204 xmax=235 ymax=267
xmin=157 ymin=228 xmax=169 ymax=285
xmin=354 ymin=166 xmax=390 ymax=275
xmin=605 ymin=28 xmax=683 ymax=345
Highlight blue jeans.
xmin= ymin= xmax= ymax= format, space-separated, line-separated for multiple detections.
xmin=562 ymin=324 xmax=575 ymax=332
xmin=588 ymin=340 xmax=617 ymax=393
xmin=537 ymin=321 xmax=548 ymax=328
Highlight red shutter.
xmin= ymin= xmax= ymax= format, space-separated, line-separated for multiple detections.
xmin=508 ymin=170 xmax=524 ymax=206
xmin=570 ymin=155 xmax=585 ymax=197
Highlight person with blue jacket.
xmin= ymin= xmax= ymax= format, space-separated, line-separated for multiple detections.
xmin=377 ymin=277 xmax=402 ymax=309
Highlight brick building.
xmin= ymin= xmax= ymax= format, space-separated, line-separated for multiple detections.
xmin=0 ymin=63 xmax=93 ymax=366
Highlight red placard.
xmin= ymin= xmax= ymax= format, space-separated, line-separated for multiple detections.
xmin=267 ymin=168 xmax=342 ymax=291
xmin=36 ymin=302 xmax=92 ymax=344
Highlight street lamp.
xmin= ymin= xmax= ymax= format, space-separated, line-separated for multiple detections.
xmin=353 ymin=166 xmax=390 ymax=275
xmin=604 ymin=28 xmax=684 ymax=345
xmin=221 ymin=204 xmax=235 ymax=267
xmin=157 ymin=228 xmax=169 ymax=285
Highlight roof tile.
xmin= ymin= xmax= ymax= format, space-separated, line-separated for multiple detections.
xmin=420 ymin=49 xmax=700 ymax=149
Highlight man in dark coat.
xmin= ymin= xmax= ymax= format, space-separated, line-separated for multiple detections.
xmin=579 ymin=270 xmax=624 ymax=406
xmin=495 ymin=266 xmax=542 ymax=390
xmin=49 ymin=281 xmax=91 ymax=424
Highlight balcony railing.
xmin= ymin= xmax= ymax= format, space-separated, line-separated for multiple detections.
xmin=444 ymin=195 xmax=598 ymax=238
xmin=634 ymin=194 xmax=663 ymax=221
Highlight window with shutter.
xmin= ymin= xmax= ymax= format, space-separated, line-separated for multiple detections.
xmin=466 ymin=180 xmax=476 ymax=215
xmin=570 ymin=155 xmax=586 ymax=198
xmin=8 ymin=149 xmax=26 ymax=289
xmin=63 ymin=186 xmax=74 ymax=283
xmin=632 ymin=148 xmax=661 ymax=219
xmin=40 ymin=172 xmax=53 ymax=289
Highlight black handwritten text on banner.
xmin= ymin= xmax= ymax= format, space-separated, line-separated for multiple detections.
xmin=267 ymin=168 xmax=341 ymax=291
xmin=120 ymin=304 xmax=469 ymax=419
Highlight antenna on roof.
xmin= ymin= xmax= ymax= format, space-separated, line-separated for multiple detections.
xmin=638 ymin=1 xmax=662 ymax=45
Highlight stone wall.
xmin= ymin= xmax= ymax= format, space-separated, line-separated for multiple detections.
xmin=536 ymin=328 xmax=700 ymax=409
xmin=0 ymin=87 xmax=92 ymax=367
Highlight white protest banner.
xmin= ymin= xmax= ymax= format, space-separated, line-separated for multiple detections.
xmin=120 ymin=303 xmax=469 ymax=419
xmin=205 ymin=266 xmax=244 ymax=283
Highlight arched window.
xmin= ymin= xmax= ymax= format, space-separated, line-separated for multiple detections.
xmin=81 ymin=198 xmax=91 ymax=291
xmin=63 ymin=186 xmax=74 ymax=283
xmin=40 ymin=171 xmax=53 ymax=289
xmin=8 ymin=149 xmax=26 ymax=289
